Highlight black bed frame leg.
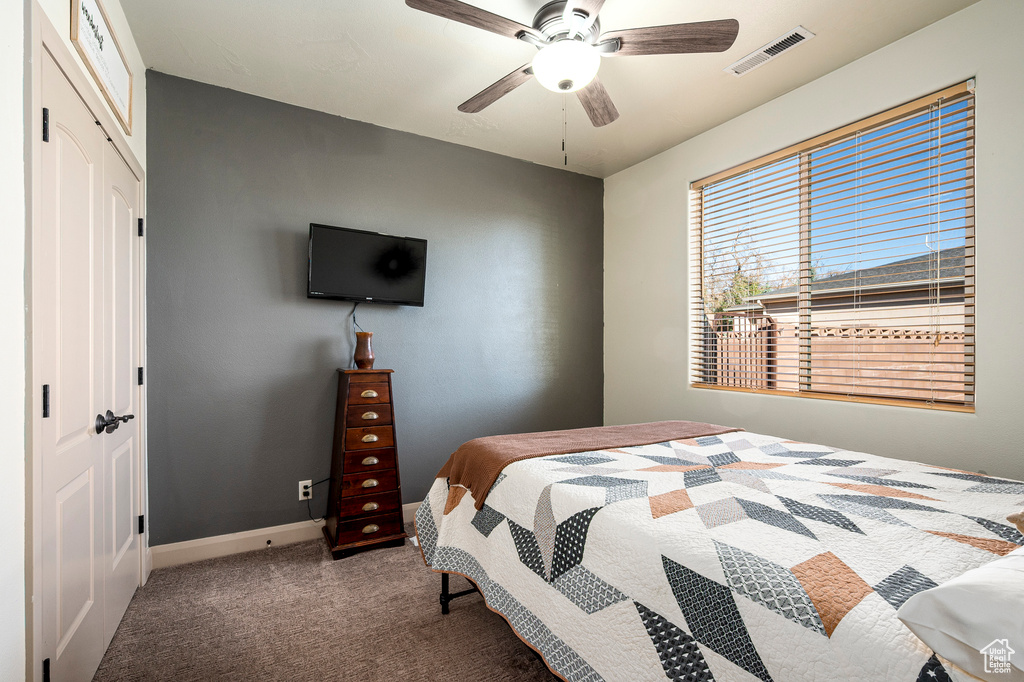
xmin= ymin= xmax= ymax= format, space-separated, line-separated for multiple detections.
xmin=439 ymin=572 xmax=478 ymax=615
xmin=440 ymin=573 xmax=451 ymax=615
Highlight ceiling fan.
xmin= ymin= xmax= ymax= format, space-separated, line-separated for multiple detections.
xmin=405 ymin=0 xmax=739 ymax=127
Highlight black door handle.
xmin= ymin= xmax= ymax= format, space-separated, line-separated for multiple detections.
xmin=95 ymin=410 xmax=135 ymax=434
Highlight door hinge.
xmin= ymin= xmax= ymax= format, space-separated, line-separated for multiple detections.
xmin=138 ymin=218 xmax=144 ymax=237
xmin=42 ymin=108 xmax=49 ymax=142
xmin=138 ymin=367 xmax=144 ymax=386
xmin=138 ymin=515 xmax=145 ymax=534
xmin=42 ymin=658 xmax=50 ymax=682
xmin=42 ymin=385 xmax=50 ymax=418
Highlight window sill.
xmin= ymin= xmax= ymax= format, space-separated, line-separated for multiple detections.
xmin=690 ymin=382 xmax=975 ymax=414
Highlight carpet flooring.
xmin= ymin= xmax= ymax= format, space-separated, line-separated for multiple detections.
xmin=94 ymin=524 xmax=558 ymax=681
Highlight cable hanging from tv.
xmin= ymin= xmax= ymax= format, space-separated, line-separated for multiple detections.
xmin=352 ymin=301 xmax=365 ymax=333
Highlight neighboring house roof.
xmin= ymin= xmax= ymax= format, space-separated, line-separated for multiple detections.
xmin=752 ymin=246 xmax=965 ymax=301
xmin=718 ymin=303 xmax=763 ymax=313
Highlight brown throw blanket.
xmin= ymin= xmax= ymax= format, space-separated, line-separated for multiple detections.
xmin=437 ymin=420 xmax=741 ymax=510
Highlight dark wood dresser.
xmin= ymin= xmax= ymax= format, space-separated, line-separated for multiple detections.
xmin=323 ymin=369 xmax=408 ymax=559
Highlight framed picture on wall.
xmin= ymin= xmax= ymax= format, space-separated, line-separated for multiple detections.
xmin=70 ymin=0 xmax=133 ymax=135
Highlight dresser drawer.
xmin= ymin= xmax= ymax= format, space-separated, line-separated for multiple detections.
xmin=348 ymin=382 xmax=389 ymax=405
xmin=335 ymin=514 xmax=404 ymax=546
xmin=343 ymin=447 xmax=395 ymax=473
xmin=342 ymin=469 xmax=398 ymax=497
xmin=348 ymin=372 xmax=390 ymax=384
xmin=335 ymin=490 xmax=401 ymax=518
xmin=346 ymin=426 xmax=394 ymax=450
xmin=346 ymin=404 xmax=392 ymax=427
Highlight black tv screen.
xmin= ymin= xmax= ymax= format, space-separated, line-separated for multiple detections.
xmin=307 ymin=224 xmax=427 ymax=307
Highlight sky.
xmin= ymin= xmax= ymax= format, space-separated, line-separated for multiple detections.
xmin=701 ymin=97 xmax=972 ymax=298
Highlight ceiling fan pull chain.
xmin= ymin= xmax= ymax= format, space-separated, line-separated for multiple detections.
xmin=563 ymin=95 xmax=568 ymax=166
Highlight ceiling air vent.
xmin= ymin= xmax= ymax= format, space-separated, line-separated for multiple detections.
xmin=725 ymin=26 xmax=816 ymax=77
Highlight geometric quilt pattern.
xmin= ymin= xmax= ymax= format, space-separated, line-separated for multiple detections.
xmin=735 ymin=498 xmax=817 ymax=539
xmin=820 ymin=494 xmax=944 ymax=512
xmin=917 ymin=654 xmax=952 ymax=682
xmin=717 ymin=469 xmax=772 ymax=494
xmin=696 ymin=497 xmax=748 ymax=529
xmin=507 ymin=519 xmax=546 ymax=580
xmin=635 ymin=601 xmax=716 ymax=682
xmin=663 ymin=555 xmax=774 ymax=681
xmin=790 ymin=552 xmax=873 ymax=637
xmin=777 ymin=496 xmax=864 ymax=534
xmin=553 ymin=565 xmax=629 ymax=614
xmin=873 ymin=565 xmax=938 ymax=611
xmin=964 ymin=482 xmax=1024 ymax=494
xmin=417 ymin=428 xmax=1024 ymax=682
xmin=964 ymin=515 xmax=1024 ymax=545
xmin=927 ymin=471 xmax=1019 ymax=485
xmin=714 ymin=541 xmax=826 ymax=634
xmin=551 ymin=508 xmax=602 ymax=581
xmin=471 ymin=504 xmax=506 ymax=537
xmin=924 ymin=530 xmax=1019 ymax=556
xmin=824 ymin=473 xmax=936 ymax=489
xmin=818 ymin=495 xmax=913 ymax=527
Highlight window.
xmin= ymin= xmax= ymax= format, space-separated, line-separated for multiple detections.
xmin=690 ymin=82 xmax=975 ymax=411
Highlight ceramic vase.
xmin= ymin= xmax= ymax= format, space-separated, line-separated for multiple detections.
xmin=354 ymin=331 xmax=374 ymax=369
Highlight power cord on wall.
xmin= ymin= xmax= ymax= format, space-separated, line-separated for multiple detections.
xmin=350 ymin=302 xmax=365 ymax=370
xmin=303 ymin=477 xmax=331 ymax=523
xmin=352 ymin=301 xmax=365 ymax=333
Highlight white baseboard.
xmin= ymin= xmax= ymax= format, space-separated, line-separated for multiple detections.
xmin=150 ymin=501 xmax=422 ymax=570
xmin=150 ymin=520 xmax=325 ymax=569
xmin=402 ymin=500 xmax=420 ymax=526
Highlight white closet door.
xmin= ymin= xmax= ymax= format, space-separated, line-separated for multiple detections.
xmin=38 ymin=50 xmax=143 ymax=681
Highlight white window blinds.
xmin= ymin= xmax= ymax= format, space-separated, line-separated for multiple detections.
xmin=690 ymin=82 xmax=975 ymax=411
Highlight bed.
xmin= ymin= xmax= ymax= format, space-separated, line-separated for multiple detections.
xmin=415 ymin=423 xmax=1024 ymax=682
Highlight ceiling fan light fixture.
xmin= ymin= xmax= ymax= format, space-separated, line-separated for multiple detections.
xmin=531 ymin=39 xmax=600 ymax=93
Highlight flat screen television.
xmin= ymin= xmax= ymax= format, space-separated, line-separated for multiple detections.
xmin=307 ymin=223 xmax=427 ymax=307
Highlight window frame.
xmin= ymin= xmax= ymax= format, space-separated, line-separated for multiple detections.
xmin=689 ymin=81 xmax=975 ymax=413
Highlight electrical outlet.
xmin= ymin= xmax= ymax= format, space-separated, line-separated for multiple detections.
xmin=298 ymin=479 xmax=312 ymax=501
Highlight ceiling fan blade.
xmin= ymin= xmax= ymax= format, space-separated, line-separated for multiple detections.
xmin=406 ymin=0 xmax=540 ymax=41
xmin=601 ymin=19 xmax=739 ymax=57
xmin=571 ymin=0 xmax=606 ymax=18
xmin=562 ymin=0 xmax=606 ymax=38
xmin=576 ymin=77 xmax=619 ymax=127
xmin=458 ymin=64 xmax=534 ymax=114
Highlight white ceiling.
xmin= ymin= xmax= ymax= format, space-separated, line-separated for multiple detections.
xmin=120 ymin=0 xmax=980 ymax=178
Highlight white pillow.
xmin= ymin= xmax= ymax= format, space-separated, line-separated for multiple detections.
xmin=1009 ymin=509 xmax=1024 ymax=535
xmin=898 ymin=546 xmax=1024 ymax=681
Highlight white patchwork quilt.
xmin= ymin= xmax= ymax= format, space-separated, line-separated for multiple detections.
xmin=416 ymin=430 xmax=1024 ymax=682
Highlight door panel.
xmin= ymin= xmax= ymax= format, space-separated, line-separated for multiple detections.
xmin=40 ymin=51 xmax=107 ymax=682
xmin=54 ymin=127 xmax=96 ymax=449
xmin=56 ymin=468 xmax=95 ymax=653
xmin=102 ymin=141 xmax=141 ymax=644
xmin=111 ymin=440 xmax=134 ymax=567
xmin=111 ymin=187 xmax=134 ymax=414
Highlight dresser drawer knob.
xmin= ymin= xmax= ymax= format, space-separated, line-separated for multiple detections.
xmin=361 ymin=434 xmax=379 ymax=443
xmin=361 ymin=456 xmax=379 ymax=466
xmin=362 ymin=524 xmax=380 ymax=534
xmin=362 ymin=502 xmax=379 ymax=512
xmin=362 ymin=479 xmax=379 ymax=488
xmin=362 ymin=411 xmax=379 ymax=420
xmin=360 ymin=389 xmax=378 ymax=399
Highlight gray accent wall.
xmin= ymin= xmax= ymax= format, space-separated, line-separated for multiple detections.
xmin=147 ymin=72 xmax=603 ymax=545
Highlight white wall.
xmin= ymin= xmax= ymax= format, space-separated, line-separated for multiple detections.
xmin=605 ymin=0 xmax=1024 ymax=480
xmin=1 ymin=0 xmax=27 ymax=678
xmin=37 ymin=0 xmax=146 ymax=168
